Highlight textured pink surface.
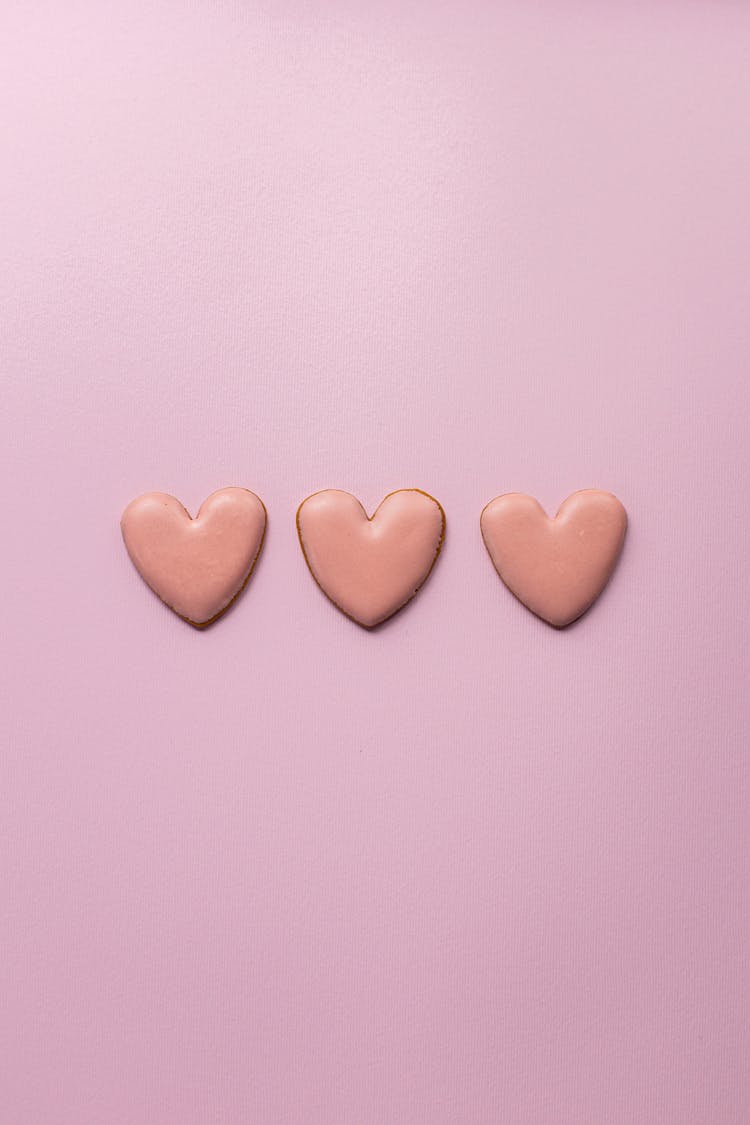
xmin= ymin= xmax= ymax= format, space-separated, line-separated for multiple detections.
xmin=2 ymin=3 xmax=750 ymax=1123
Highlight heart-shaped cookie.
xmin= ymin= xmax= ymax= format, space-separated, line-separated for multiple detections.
xmin=296 ymin=489 xmax=445 ymax=627
xmin=480 ymin=490 xmax=627 ymax=627
xmin=121 ymin=487 xmax=266 ymax=627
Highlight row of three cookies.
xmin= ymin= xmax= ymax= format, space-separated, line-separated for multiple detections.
xmin=121 ymin=487 xmax=627 ymax=629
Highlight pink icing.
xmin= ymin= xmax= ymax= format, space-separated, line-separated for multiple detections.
xmin=296 ymin=489 xmax=445 ymax=628
xmin=480 ymin=490 xmax=627 ymax=627
xmin=121 ymin=488 xmax=266 ymax=626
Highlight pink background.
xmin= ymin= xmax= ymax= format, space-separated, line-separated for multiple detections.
xmin=2 ymin=3 xmax=749 ymax=1122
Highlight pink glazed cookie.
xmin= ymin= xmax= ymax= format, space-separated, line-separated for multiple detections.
xmin=296 ymin=489 xmax=445 ymax=628
xmin=480 ymin=489 xmax=627 ymax=627
xmin=121 ymin=488 xmax=266 ymax=627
